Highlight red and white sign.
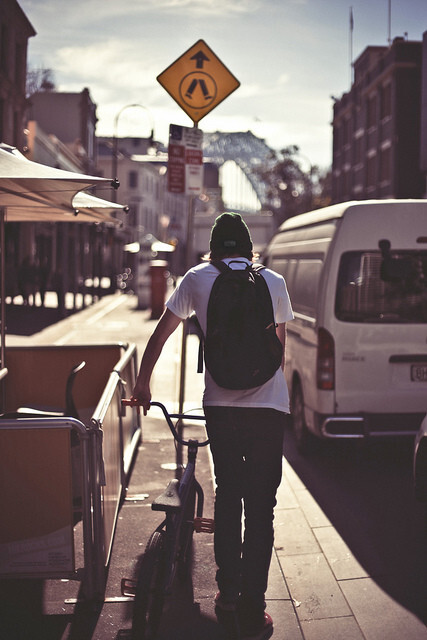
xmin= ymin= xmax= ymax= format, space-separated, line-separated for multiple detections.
xmin=168 ymin=124 xmax=203 ymax=195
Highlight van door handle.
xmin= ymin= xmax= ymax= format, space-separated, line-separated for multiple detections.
xmin=389 ymin=354 xmax=427 ymax=363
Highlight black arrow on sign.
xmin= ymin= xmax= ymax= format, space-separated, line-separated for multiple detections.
xmin=190 ymin=50 xmax=210 ymax=69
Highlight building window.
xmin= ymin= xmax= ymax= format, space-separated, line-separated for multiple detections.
xmin=0 ymin=24 xmax=8 ymax=73
xmin=343 ymin=168 xmax=351 ymax=197
xmin=343 ymin=118 xmax=350 ymax=146
xmin=367 ymin=95 xmax=377 ymax=129
xmin=380 ymin=83 xmax=392 ymax=120
xmin=0 ymin=99 xmax=3 ymax=142
xmin=354 ymin=137 xmax=363 ymax=165
xmin=127 ymin=203 xmax=138 ymax=227
xmin=13 ymin=110 xmax=20 ymax=147
xmin=129 ymin=171 xmax=138 ymax=189
xmin=367 ymin=155 xmax=377 ymax=187
xmin=15 ymin=43 xmax=24 ymax=90
xmin=380 ymin=147 xmax=391 ymax=182
xmin=333 ymin=126 xmax=340 ymax=154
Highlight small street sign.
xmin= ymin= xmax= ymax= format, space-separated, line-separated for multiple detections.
xmin=167 ymin=124 xmax=203 ymax=196
xmin=157 ymin=39 xmax=240 ymax=124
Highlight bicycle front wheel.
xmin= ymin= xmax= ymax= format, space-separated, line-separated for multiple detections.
xmin=132 ymin=530 xmax=166 ymax=640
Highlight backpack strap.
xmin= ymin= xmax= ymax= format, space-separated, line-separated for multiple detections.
xmin=252 ymin=263 xmax=278 ymax=328
xmin=197 ymin=339 xmax=204 ymax=374
xmin=193 ymin=315 xmax=204 ymax=374
xmin=212 ymin=259 xmax=258 ymax=273
xmin=211 ymin=260 xmax=230 ymax=273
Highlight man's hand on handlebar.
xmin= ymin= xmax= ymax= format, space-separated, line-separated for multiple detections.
xmin=129 ymin=380 xmax=151 ymax=415
xmin=125 ymin=392 xmax=151 ymax=416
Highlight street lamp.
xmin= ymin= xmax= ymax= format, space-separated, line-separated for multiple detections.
xmin=111 ymin=103 xmax=155 ymax=200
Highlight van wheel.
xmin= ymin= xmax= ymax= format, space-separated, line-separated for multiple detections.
xmin=292 ymin=383 xmax=315 ymax=454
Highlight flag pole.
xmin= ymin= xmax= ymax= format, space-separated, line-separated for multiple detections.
xmin=349 ymin=6 xmax=354 ymax=86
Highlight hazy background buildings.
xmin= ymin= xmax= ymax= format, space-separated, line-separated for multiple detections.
xmin=1 ymin=0 xmax=426 ymax=311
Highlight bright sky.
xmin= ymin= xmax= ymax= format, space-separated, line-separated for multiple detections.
xmin=19 ymin=0 xmax=427 ymax=169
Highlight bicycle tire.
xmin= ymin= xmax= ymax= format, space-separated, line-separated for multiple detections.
xmin=177 ymin=482 xmax=196 ymax=580
xmin=132 ymin=530 xmax=166 ymax=640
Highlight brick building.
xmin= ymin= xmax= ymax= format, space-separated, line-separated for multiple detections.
xmin=332 ymin=34 xmax=426 ymax=202
xmin=0 ymin=0 xmax=35 ymax=148
xmin=28 ymin=89 xmax=98 ymax=175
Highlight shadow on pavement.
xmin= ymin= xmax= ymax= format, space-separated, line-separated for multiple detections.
xmin=283 ymin=425 xmax=427 ymax=624
xmin=4 ymin=303 xmax=77 ymax=336
xmin=0 ymin=579 xmax=71 ymax=640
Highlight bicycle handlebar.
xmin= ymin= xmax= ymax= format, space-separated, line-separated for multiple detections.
xmin=122 ymin=399 xmax=209 ymax=447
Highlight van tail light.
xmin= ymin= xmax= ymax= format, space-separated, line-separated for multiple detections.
xmin=317 ymin=327 xmax=335 ymax=390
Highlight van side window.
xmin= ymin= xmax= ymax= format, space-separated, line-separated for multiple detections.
xmin=291 ymin=259 xmax=322 ymax=317
xmin=335 ymin=251 xmax=427 ymax=323
xmin=269 ymin=259 xmax=288 ymax=279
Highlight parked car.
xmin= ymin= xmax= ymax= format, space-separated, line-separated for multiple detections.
xmin=414 ymin=414 xmax=427 ymax=501
xmin=264 ymin=200 xmax=427 ymax=452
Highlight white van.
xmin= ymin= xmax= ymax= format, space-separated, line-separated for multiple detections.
xmin=264 ymin=200 xmax=427 ymax=451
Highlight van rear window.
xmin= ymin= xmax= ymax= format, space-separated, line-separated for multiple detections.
xmin=335 ymin=251 xmax=427 ymax=323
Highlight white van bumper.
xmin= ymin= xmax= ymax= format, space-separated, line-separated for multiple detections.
xmin=319 ymin=413 xmax=423 ymax=439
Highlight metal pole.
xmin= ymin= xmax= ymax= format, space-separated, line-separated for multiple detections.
xmin=184 ymin=194 xmax=196 ymax=274
xmin=349 ymin=6 xmax=354 ymax=86
xmin=388 ymin=0 xmax=391 ymax=45
xmin=111 ymin=135 xmax=118 ymax=203
xmin=176 ymin=124 xmax=198 ymax=469
xmin=0 ymin=207 xmax=6 ymax=372
xmin=178 ymin=186 xmax=196 ymax=415
xmin=111 ymin=103 xmax=155 ymax=203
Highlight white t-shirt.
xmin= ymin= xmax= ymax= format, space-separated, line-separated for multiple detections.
xmin=166 ymin=258 xmax=294 ymax=413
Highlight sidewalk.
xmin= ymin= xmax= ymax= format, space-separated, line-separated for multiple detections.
xmin=4 ymin=293 xmax=427 ymax=640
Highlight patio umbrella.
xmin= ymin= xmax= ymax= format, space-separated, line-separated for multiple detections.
xmin=0 ymin=144 xmax=126 ymax=370
xmin=0 ymin=144 xmax=119 ymax=213
xmin=4 ymin=190 xmax=126 ymax=223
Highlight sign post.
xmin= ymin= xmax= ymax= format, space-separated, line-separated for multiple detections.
xmin=157 ymin=40 xmax=240 ymax=417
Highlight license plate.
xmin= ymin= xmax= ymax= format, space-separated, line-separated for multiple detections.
xmin=411 ymin=364 xmax=427 ymax=382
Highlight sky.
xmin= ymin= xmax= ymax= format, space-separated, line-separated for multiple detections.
xmin=18 ymin=0 xmax=427 ymax=170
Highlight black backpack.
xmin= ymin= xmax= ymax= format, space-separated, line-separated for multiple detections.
xmin=202 ymin=260 xmax=283 ymax=390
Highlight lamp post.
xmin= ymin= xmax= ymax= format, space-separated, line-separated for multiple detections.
xmin=111 ymin=103 xmax=155 ymax=201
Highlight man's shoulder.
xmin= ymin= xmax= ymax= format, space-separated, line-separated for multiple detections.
xmin=255 ymin=264 xmax=284 ymax=282
xmin=189 ymin=261 xmax=217 ymax=276
xmin=179 ymin=261 xmax=218 ymax=289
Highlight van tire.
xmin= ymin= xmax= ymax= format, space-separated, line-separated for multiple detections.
xmin=292 ymin=382 xmax=316 ymax=454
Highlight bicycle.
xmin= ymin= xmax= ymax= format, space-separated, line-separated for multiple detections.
xmin=121 ymin=400 xmax=214 ymax=640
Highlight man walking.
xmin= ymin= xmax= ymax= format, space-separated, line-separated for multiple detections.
xmin=132 ymin=212 xmax=294 ymax=639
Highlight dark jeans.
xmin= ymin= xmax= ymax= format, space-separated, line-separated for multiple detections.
xmin=204 ymin=406 xmax=285 ymax=620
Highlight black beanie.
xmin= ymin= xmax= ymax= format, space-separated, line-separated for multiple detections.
xmin=209 ymin=212 xmax=253 ymax=256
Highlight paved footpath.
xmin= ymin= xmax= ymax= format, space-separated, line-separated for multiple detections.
xmin=3 ymin=293 xmax=427 ymax=640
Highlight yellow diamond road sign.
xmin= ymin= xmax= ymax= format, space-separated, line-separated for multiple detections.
xmin=157 ymin=39 xmax=240 ymax=125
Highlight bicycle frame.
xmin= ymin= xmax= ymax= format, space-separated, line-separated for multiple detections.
xmin=154 ymin=439 xmax=204 ymax=593
xmin=146 ymin=402 xmax=210 ymax=581
xmin=121 ymin=399 xmax=213 ymax=597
